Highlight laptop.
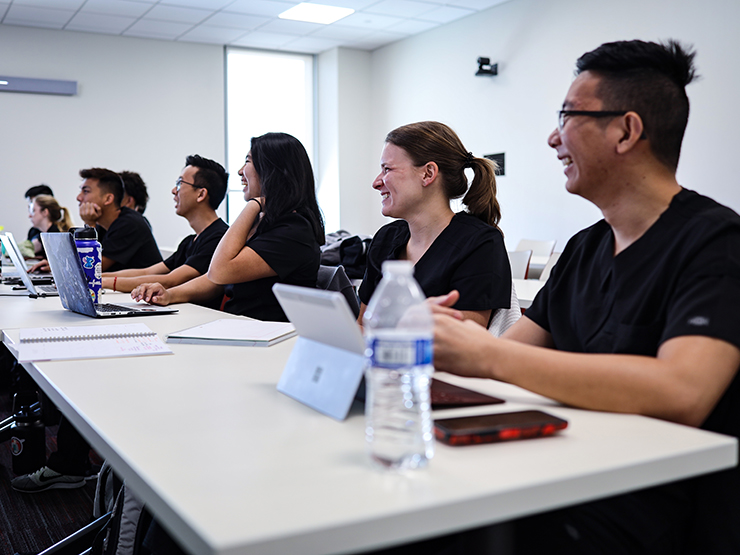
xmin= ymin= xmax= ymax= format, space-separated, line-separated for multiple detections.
xmin=273 ymin=283 xmax=504 ymax=420
xmin=0 ymin=232 xmax=58 ymax=297
xmin=41 ymin=231 xmax=178 ymax=318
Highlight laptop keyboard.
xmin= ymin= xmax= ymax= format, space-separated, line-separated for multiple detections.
xmin=36 ymin=285 xmax=58 ymax=294
xmin=96 ymin=303 xmax=133 ymax=313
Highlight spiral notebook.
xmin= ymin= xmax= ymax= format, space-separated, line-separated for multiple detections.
xmin=17 ymin=323 xmax=172 ymax=362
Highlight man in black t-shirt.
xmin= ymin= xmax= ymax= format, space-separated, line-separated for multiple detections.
xmin=102 ymin=155 xmax=228 ymax=300
xmin=76 ymin=167 xmax=161 ymax=271
xmin=431 ymin=40 xmax=740 ymax=554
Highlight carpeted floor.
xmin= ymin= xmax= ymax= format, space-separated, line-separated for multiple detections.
xmin=0 ymin=380 xmax=97 ymax=555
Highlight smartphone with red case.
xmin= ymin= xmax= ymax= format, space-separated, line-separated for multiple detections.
xmin=434 ymin=410 xmax=568 ymax=446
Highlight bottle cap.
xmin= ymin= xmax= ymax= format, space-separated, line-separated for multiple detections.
xmin=73 ymin=226 xmax=98 ymax=240
xmin=381 ymin=260 xmax=413 ymax=274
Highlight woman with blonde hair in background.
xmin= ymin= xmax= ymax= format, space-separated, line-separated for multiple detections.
xmin=28 ymin=194 xmax=74 ymax=257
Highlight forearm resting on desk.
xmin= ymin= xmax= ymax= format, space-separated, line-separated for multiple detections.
xmin=433 ymin=314 xmax=740 ymax=427
xmin=104 ymin=265 xmax=199 ymax=293
xmin=131 ymin=274 xmax=223 ymax=306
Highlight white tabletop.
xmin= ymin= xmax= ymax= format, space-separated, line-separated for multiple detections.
xmin=2 ymin=292 xmax=737 ymax=555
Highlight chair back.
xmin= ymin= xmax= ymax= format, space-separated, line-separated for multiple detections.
xmin=515 ymin=239 xmax=556 ymax=258
xmin=488 ymin=281 xmax=522 ymax=337
xmin=539 ymin=252 xmax=561 ymax=282
xmin=508 ymin=250 xmax=532 ymax=280
xmin=317 ymin=265 xmax=361 ymax=318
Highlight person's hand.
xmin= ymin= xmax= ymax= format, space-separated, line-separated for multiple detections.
xmin=131 ymin=282 xmax=170 ymax=305
xmin=79 ymin=202 xmax=102 ymax=226
xmin=433 ymin=312 xmax=496 ymax=378
xmin=426 ymin=290 xmax=464 ymax=320
xmin=29 ymin=259 xmax=50 ymax=273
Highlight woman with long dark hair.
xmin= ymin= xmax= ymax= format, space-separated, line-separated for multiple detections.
xmin=358 ymin=121 xmax=511 ymax=327
xmin=132 ymin=132 xmax=324 ymax=321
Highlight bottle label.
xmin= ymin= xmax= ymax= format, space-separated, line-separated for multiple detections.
xmin=368 ymin=337 xmax=432 ymax=368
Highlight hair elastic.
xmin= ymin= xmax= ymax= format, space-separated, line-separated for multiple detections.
xmin=248 ymin=198 xmax=263 ymax=212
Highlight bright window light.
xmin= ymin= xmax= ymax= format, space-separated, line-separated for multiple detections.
xmin=225 ymin=48 xmax=315 ymax=224
xmin=279 ymin=2 xmax=354 ymax=25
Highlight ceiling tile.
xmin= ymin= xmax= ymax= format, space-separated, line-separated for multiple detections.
xmin=449 ymin=0 xmax=511 ymax=9
xmin=66 ymin=12 xmax=136 ymax=32
xmin=343 ymin=29 xmax=405 ymax=50
xmin=223 ymin=0 xmax=296 ymax=18
xmin=230 ymin=30 xmax=295 ymax=48
xmin=123 ymin=18 xmax=193 ymax=38
xmin=332 ymin=11 xmax=404 ymax=31
xmin=202 ymin=11 xmax=269 ymax=29
xmin=159 ymin=0 xmax=233 ymax=8
xmin=143 ymin=4 xmax=212 ymax=23
xmin=386 ymin=18 xmax=439 ymax=35
xmin=419 ymin=5 xmax=474 ymax=23
xmin=10 ymin=0 xmax=84 ymax=8
xmin=305 ymin=0 xmax=378 ymax=9
xmin=80 ymin=0 xmax=152 ymax=18
xmin=363 ymin=0 xmax=437 ymax=19
xmin=3 ymin=5 xmax=74 ymax=28
xmin=308 ymin=23 xmax=371 ymax=41
xmin=280 ymin=35 xmax=342 ymax=54
xmin=257 ymin=18 xmax=323 ymax=36
xmin=178 ymin=24 xmax=246 ymax=43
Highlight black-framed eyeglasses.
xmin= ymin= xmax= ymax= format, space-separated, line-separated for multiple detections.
xmin=557 ymin=110 xmax=628 ymax=131
xmin=175 ymin=177 xmax=199 ymax=192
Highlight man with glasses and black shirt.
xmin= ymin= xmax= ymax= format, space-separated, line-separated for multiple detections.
xmin=431 ymin=40 xmax=740 ymax=554
xmin=102 ymin=155 xmax=228 ymax=306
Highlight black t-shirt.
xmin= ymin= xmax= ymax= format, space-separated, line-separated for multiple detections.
xmin=359 ymin=212 xmax=511 ymax=312
xmin=97 ymin=207 xmax=162 ymax=272
xmin=163 ymin=218 xmax=228 ymax=275
xmin=27 ymin=227 xmax=42 ymax=242
xmin=223 ymin=212 xmax=320 ymax=321
xmin=525 ymin=187 xmax=740 ymax=550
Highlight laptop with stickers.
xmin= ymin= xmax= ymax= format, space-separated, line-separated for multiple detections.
xmin=41 ymin=231 xmax=177 ymax=318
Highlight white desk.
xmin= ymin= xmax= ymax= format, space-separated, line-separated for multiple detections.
xmin=2 ymin=293 xmax=737 ymax=555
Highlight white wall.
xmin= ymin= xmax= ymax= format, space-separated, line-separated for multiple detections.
xmin=0 ymin=25 xmax=225 ymax=251
xmin=317 ymin=47 xmax=375 ymax=235
xmin=360 ymin=0 xmax=740 ymax=250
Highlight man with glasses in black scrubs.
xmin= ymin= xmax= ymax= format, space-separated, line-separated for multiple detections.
xmin=432 ymin=40 xmax=740 ymax=554
xmin=102 ymin=155 xmax=228 ymax=303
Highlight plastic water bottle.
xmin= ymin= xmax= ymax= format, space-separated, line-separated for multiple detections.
xmin=74 ymin=227 xmax=102 ymax=304
xmin=363 ymin=260 xmax=434 ymax=470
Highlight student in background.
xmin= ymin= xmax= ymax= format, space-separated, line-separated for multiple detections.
xmin=20 ymin=184 xmax=54 ymax=258
xmin=120 ymin=170 xmax=151 ymax=229
xmin=131 ymin=132 xmax=324 ymax=322
xmin=27 ymin=194 xmax=74 ymax=258
xmin=76 ymin=168 xmax=161 ymax=271
xmin=103 ymin=155 xmax=229 ymax=308
xmin=358 ymin=121 xmax=511 ymax=328
xmin=30 ymin=168 xmax=161 ymax=273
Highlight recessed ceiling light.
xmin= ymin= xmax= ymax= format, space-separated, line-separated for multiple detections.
xmin=278 ymin=3 xmax=354 ymax=25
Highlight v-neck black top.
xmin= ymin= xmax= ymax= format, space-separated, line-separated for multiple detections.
xmin=358 ymin=211 xmax=511 ymax=312
xmin=527 ymin=188 xmax=740 ymax=438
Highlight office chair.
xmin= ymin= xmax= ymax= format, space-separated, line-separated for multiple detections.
xmin=317 ymin=265 xmax=361 ymax=318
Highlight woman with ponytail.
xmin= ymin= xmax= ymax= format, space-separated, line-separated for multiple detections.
xmin=358 ymin=121 xmax=511 ymax=327
xmin=29 ymin=194 xmax=74 ymax=256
